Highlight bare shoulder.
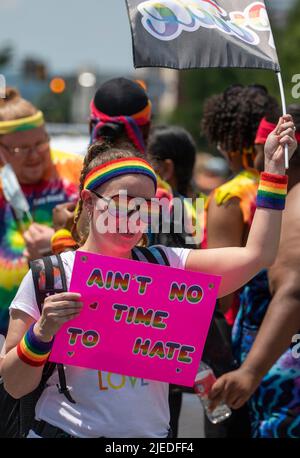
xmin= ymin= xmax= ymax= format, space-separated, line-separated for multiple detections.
xmin=207 ymin=196 xmax=244 ymax=247
xmin=269 ymin=182 xmax=300 ymax=290
xmin=281 ymin=183 xmax=300 ymax=239
xmin=285 ymin=182 xmax=300 ymax=215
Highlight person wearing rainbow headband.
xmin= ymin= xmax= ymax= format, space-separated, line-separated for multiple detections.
xmin=0 ymin=88 xmax=82 ymax=338
xmin=51 ymin=78 xmax=172 ymax=252
xmin=2 ymin=116 xmax=297 ymax=438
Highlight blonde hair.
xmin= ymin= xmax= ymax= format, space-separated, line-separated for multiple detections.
xmin=0 ymin=87 xmax=38 ymax=122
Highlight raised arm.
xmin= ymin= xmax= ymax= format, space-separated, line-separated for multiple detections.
xmin=206 ymin=197 xmax=244 ymax=311
xmin=208 ymin=181 xmax=300 ymax=410
xmin=185 ymin=116 xmax=297 ymax=298
xmin=243 ymin=183 xmax=300 ymax=375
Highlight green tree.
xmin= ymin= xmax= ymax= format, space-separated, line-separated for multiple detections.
xmin=276 ymin=0 xmax=300 ymax=104
xmin=37 ymin=89 xmax=72 ymax=123
xmin=168 ymin=0 xmax=300 ymax=150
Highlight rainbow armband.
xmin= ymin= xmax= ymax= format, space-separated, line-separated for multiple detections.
xmin=17 ymin=324 xmax=53 ymax=367
xmin=256 ymin=172 xmax=288 ymax=211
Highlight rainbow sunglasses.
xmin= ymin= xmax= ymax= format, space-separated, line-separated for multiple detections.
xmin=91 ymin=190 xmax=160 ymax=225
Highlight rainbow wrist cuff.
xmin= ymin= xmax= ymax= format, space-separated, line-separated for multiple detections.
xmin=17 ymin=324 xmax=53 ymax=367
xmin=256 ymin=172 xmax=288 ymax=211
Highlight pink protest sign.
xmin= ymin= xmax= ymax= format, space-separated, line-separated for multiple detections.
xmin=49 ymin=250 xmax=221 ymax=386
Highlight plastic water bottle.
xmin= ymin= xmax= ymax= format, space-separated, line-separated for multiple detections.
xmin=194 ymin=361 xmax=232 ymax=424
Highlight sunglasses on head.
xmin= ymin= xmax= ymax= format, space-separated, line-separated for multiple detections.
xmin=90 ymin=190 xmax=160 ymax=224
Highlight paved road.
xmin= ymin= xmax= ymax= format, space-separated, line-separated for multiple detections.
xmin=178 ymin=393 xmax=205 ymax=438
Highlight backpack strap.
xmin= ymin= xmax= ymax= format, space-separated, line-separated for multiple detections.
xmin=30 ymin=255 xmax=76 ymax=404
xmin=132 ymin=246 xmax=170 ymax=266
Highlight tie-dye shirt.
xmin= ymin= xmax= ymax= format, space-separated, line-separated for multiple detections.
xmin=0 ymin=150 xmax=82 ymax=336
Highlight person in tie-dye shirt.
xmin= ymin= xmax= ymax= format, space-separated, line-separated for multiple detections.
xmin=0 ymin=88 xmax=82 ymax=336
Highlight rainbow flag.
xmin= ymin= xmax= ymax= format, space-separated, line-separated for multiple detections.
xmin=126 ymin=1 xmax=280 ymax=71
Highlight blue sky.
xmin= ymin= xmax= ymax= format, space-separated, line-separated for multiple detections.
xmin=0 ymin=0 xmax=134 ymax=73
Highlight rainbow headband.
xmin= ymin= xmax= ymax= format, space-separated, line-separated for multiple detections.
xmin=0 ymin=111 xmax=44 ymax=135
xmin=84 ymin=157 xmax=157 ymax=192
xmin=256 ymin=117 xmax=300 ymax=144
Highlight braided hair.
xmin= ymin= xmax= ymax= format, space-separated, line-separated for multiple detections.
xmin=201 ymin=85 xmax=274 ymax=155
xmin=72 ymin=142 xmax=151 ymax=246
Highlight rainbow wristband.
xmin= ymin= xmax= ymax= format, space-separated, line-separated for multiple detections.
xmin=256 ymin=172 xmax=288 ymax=211
xmin=17 ymin=324 xmax=54 ymax=367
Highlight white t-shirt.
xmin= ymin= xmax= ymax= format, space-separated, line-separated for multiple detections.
xmin=10 ymin=246 xmax=191 ymax=438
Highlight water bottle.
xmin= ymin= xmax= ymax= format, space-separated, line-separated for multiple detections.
xmin=194 ymin=361 xmax=232 ymax=424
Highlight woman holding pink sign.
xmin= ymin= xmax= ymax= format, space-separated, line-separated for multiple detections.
xmin=1 ymin=116 xmax=297 ymax=438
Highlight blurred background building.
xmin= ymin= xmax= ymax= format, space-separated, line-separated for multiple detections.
xmin=0 ymin=0 xmax=299 ymax=153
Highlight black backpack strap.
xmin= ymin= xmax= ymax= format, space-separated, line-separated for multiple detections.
xmin=150 ymin=246 xmax=170 ymax=266
xmin=30 ymin=255 xmax=67 ymax=312
xmin=30 ymin=255 xmax=76 ymax=404
xmin=132 ymin=246 xmax=170 ymax=266
xmin=56 ymin=365 xmax=76 ymax=404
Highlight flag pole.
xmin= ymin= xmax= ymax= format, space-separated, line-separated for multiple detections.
xmin=276 ymin=71 xmax=289 ymax=170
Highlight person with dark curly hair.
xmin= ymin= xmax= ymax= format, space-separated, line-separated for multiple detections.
xmin=201 ymin=85 xmax=279 ymax=438
xmin=202 ymin=85 xmax=278 ymax=326
xmin=209 ymin=104 xmax=300 ymax=438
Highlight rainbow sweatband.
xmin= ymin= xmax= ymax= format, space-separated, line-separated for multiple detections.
xmin=0 ymin=111 xmax=44 ymax=135
xmin=17 ymin=323 xmax=53 ymax=367
xmin=255 ymin=117 xmax=300 ymax=144
xmin=256 ymin=172 xmax=288 ymax=211
xmin=51 ymin=229 xmax=77 ymax=254
xmin=83 ymin=157 xmax=157 ymax=192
